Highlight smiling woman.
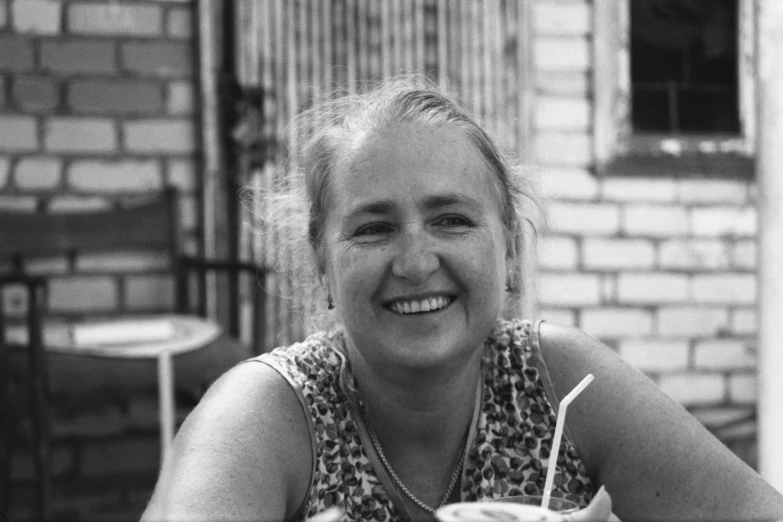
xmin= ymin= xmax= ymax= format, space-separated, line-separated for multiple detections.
xmin=141 ymin=77 xmax=783 ymax=522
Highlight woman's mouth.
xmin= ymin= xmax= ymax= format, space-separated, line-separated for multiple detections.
xmin=387 ymin=295 xmax=454 ymax=315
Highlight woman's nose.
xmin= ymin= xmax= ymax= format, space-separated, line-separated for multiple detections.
xmin=391 ymin=231 xmax=440 ymax=283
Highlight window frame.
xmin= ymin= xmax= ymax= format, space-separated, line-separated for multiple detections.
xmin=593 ymin=0 xmax=757 ymax=178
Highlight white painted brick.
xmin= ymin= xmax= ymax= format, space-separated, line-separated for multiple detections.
xmin=14 ymin=156 xmax=62 ymax=190
xmin=167 ymin=81 xmax=194 ymax=114
xmin=45 ymin=118 xmax=117 ymax=153
xmin=658 ymin=239 xmax=730 ymax=270
xmin=692 ymin=274 xmax=756 ymax=305
xmin=748 ymin=182 xmax=758 ymax=204
xmin=618 ymin=339 xmax=689 ymax=372
xmin=533 ymin=1 xmax=590 ymax=35
xmin=546 ymin=202 xmax=620 ymax=235
xmin=535 ymin=167 xmax=599 ymax=200
xmin=68 ymin=159 xmax=162 ymax=193
xmin=691 ymin=206 xmax=756 ymax=237
xmin=582 ymin=238 xmax=655 ymax=270
xmin=535 ymin=71 xmax=590 ymax=96
xmin=166 ymin=158 xmax=197 ymax=191
xmin=125 ymin=274 xmax=174 ymax=310
xmin=601 ymin=177 xmax=677 ymax=203
xmin=728 ymin=374 xmax=756 ymax=403
xmin=23 ymin=256 xmax=69 ymax=274
xmin=534 ymin=96 xmax=589 ymax=131
xmin=166 ymin=7 xmax=192 ymax=38
xmin=617 ymin=273 xmax=689 ymax=303
xmin=48 ymin=276 xmax=118 ymax=312
xmin=124 ymin=119 xmax=196 ymax=153
xmin=533 ymin=132 xmax=591 ymax=166
xmin=658 ymin=374 xmax=725 ymax=406
xmin=537 ymin=235 xmax=578 ymax=270
xmin=539 ymin=308 xmax=576 ymax=327
xmin=601 ymin=274 xmax=617 ymax=303
xmin=537 ymin=272 xmax=601 ymax=306
xmin=47 ymin=196 xmax=111 ymax=213
xmin=730 ymin=308 xmax=756 ymax=335
xmin=76 ymin=251 xmax=170 ymax=272
xmin=624 ymin=205 xmax=688 ymax=237
xmin=657 ymin=307 xmax=729 ymax=337
xmin=535 ymin=37 xmax=590 ymax=71
xmin=0 ymin=196 xmax=37 ymax=211
xmin=694 ymin=340 xmax=755 ymax=370
xmin=12 ymin=0 xmax=61 ymax=34
xmin=580 ymin=308 xmax=654 ymax=337
xmin=731 ymin=240 xmax=756 ymax=269
xmin=68 ymin=3 xmax=162 ymax=36
xmin=676 ymin=179 xmax=748 ymax=204
xmin=0 ymin=116 xmax=38 ymax=151
xmin=0 ymin=156 xmax=9 ymax=188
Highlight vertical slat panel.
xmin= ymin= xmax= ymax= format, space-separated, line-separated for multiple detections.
xmin=346 ymin=0 xmax=357 ymax=94
xmin=436 ymin=0 xmax=447 ymax=88
xmin=392 ymin=0 xmax=402 ymax=74
xmin=404 ymin=0 xmax=414 ymax=72
xmin=381 ymin=0 xmax=391 ymax=78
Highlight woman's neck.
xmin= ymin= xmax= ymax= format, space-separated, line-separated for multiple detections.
xmin=345 ymin=338 xmax=483 ymax=449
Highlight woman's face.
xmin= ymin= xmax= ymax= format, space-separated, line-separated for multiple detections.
xmin=321 ymin=123 xmax=510 ymax=371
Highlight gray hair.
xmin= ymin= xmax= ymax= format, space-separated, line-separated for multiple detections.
xmin=250 ymin=76 xmax=540 ymax=332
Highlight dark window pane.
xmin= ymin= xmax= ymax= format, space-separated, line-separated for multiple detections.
xmin=632 ymin=88 xmax=671 ymax=132
xmin=630 ymin=0 xmax=739 ymax=134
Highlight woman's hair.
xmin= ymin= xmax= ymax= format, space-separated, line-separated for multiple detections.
xmin=248 ymin=76 xmax=541 ymax=332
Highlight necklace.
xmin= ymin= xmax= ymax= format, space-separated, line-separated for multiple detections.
xmin=360 ymin=404 xmax=466 ymax=515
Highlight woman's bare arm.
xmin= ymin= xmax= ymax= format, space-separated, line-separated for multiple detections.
xmin=141 ymin=362 xmax=312 ymax=521
xmin=539 ymin=322 xmax=783 ymax=521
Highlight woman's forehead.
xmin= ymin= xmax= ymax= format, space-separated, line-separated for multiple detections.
xmin=330 ymin=123 xmax=501 ymax=212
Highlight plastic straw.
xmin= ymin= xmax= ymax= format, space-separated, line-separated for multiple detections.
xmin=541 ymin=374 xmax=594 ymax=510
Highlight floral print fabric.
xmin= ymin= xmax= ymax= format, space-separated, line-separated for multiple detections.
xmin=252 ymin=318 xmax=595 ymax=522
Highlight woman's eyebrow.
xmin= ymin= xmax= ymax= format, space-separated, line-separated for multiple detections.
xmin=344 ymin=199 xmax=396 ymax=219
xmin=344 ymin=193 xmax=481 ymax=220
xmin=422 ymin=193 xmax=482 ymax=211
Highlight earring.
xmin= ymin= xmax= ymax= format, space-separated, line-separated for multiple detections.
xmin=327 ymin=295 xmax=334 ymax=310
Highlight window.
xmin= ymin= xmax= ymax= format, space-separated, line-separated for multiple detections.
xmin=593 ymin=0 xmax=756 ymax=177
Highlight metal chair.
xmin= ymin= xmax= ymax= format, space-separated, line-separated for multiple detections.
xmin=0 ymin=188 xmax=267 ymax=521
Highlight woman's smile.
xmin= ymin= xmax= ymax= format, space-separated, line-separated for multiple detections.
xmin=385 ymin=295 xmax=455 ymax=315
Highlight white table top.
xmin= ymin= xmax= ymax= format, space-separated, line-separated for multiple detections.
xmin=26 ymin=314 xmax=222 ymax=359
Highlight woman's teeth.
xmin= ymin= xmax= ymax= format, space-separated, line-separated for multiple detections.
xmin=390 ymin=296 xmax=451 ymax=315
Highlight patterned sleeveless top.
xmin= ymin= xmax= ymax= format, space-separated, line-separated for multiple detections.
xmin=251 ymin=318 xmax=595 ymax=522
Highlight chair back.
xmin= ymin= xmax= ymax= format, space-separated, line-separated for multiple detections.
xmin=0 ymin=190 xmax=178 ymax=261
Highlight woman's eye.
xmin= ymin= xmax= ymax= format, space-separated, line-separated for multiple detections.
xmin=355 ymin=223 xmax=391 ymax=236
xmin=436 ymin=215 xmax=470 ymax=227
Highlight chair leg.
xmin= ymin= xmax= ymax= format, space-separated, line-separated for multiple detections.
xmin=27 ymin=286 xmax=52 ymax=522
xmin=0 ymin=347 xmax=11 ymax=520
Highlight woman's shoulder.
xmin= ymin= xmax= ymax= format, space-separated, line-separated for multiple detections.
xmin=144 ymin=357 xmax=314 ymax=521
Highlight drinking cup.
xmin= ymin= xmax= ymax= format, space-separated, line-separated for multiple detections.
xmin=435 ymin=501 xmax=568 ymax=522
xmin=492 ymin=495 xmax=579 ymax=514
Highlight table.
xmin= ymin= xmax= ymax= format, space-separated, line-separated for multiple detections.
xmin=44 ymin=315 xmax=222 ymax=464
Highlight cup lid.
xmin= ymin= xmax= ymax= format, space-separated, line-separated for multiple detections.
xmin=435 ymin=502 xmax=564 ymax=522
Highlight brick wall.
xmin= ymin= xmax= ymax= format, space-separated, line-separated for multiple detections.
xmin=532 ymin=0 xmax=757 ymax=465
xmin=0 ymin=0 xmax=202 ymax=519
